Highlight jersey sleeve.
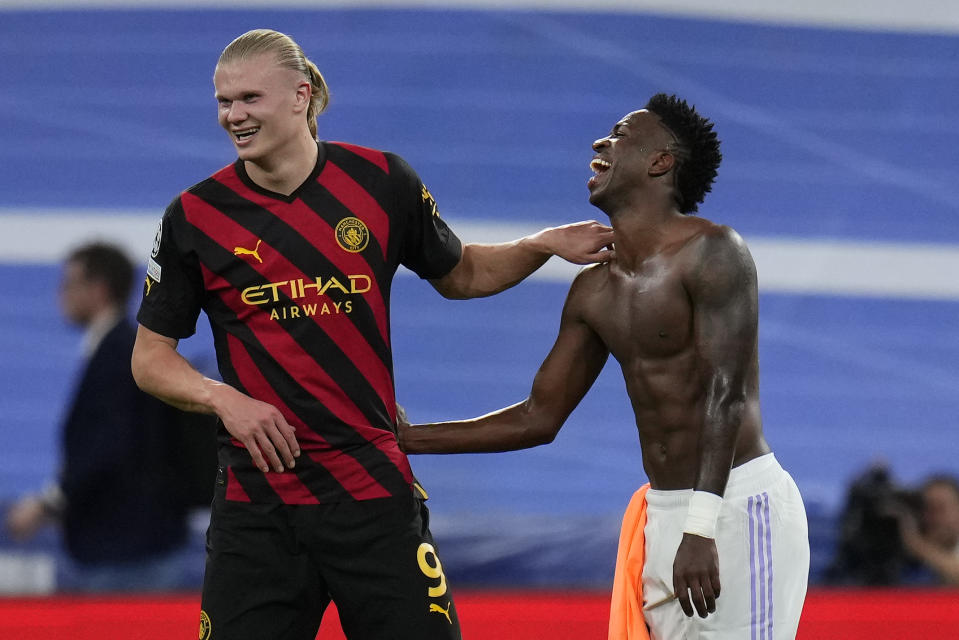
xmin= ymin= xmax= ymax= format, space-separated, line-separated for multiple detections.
xmin=136 ymin=197 xmax=204 ymax=339
xmin=389 ymin=153 xmax=463 ymax=279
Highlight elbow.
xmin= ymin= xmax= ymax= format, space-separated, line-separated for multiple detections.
xmin=723 ymin=395 xmax=746 ymax=423
xmin=528 ymin=427 xmax=558 ymax=447
xmin=432 ymin=246 xmax=502 ymax=300
xmin=431 ymin=278 xmax=472 ymax=300
xmin=520 ymin=406 xmax=563 ymax=447
xmin=708 ymin=379 xmax=747 ymax=424
xmin=130 ymin=342 xmax=154 ymax=393
xmin=130 ymin=350 xmax=146 ymax=390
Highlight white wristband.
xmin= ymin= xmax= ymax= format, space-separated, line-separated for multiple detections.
xmin=683 ymin=491 xmax=723 ymax=539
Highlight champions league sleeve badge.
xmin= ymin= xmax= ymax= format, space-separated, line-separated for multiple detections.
xmin=151 ymin=219 xmax=163 ymax=258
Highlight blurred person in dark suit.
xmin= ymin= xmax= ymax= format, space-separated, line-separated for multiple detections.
xmin=4 ymin=242 xmax=211 ymax=592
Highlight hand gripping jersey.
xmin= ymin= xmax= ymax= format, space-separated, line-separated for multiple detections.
xmin=138 ymin=142 xmax=462 ymax=505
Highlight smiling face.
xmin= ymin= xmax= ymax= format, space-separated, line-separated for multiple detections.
xmin=213 ymin=53 xmax=311 ymax=166
xmin=587 ymin=110 xmax=675 ymax=214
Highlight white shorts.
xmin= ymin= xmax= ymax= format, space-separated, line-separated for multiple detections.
xmin=642 ymin=454 xmax=809 ymax=640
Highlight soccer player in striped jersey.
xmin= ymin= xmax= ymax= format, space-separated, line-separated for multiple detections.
xmin=131 ymin=28 xmax=613 ymax=640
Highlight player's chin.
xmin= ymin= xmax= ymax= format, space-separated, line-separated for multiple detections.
xmin=587 ymin=186 xmax=606 ymax=208
xmin=234 ymin=143 xmax=263 ymax=162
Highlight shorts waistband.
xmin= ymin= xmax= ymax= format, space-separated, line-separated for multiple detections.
xmin=644 ymin=453 xmax=783 ymax=508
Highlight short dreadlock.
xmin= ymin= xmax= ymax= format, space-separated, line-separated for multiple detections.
xmin=644 ymin=93 xmax=722 ymax=214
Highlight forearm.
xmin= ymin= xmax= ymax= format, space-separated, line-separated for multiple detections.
xmin=434 ymin=237 xmax=552 ymax=300
xmin=433 ymin=221 xmax=614 ymax=299
xmin=131 ymin=335 xmax=228 ymax=416
xmin=400 ymin=401 xmax=558 ymax=454
xmin=695 ymin=391 xmax=745 ymax=496
xmin=907 ymin=537 xmax=959 ymax=585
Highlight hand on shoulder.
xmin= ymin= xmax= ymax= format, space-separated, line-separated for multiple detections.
xmin=533 ymin=220 xmax=615 ymax=265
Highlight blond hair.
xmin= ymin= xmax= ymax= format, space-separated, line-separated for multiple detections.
xmin=218 ymin=29 xmax=330 ymax=139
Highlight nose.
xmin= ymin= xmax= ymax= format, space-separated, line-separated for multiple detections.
xmin=592 ymin=137 xmax=609 ymax=151
xmin=226 ymin=102 xmax=247 ymax=124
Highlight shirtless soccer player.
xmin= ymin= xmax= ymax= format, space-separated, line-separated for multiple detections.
xmin=400 ymin=94 xmax=810 ymax=640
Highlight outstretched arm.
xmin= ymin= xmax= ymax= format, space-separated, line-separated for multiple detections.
xmin=131 ymin=324 xmax=300 ymax=474
xmin=401 ymin=272 xmax=610 ymax=452
xmin=430 ymin=221 xmax=613 ymax=299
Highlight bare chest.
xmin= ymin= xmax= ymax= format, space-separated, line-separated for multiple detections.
xmin=584 ymin=266 xmax=693 ymax=361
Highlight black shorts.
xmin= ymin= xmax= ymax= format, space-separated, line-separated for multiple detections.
xmin=199 ymin=488 xmax=461 ymax=640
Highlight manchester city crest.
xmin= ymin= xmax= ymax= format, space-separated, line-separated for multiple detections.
xmin=335 ymin=217 xmax=370 ymax=253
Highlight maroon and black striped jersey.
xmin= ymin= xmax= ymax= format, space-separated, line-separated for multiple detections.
xmin=137 ymin=141 xmax=462 ymax=504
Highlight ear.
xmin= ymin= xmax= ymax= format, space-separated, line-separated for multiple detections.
xmin=292 ymin=80 xmax=312 ymax=114
xmin=648 ymin=151 xmax=675 ymax=178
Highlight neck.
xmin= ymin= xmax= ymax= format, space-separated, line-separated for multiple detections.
xmin=245 ymin=134 xmax=318 ymax=196
xmin=604 ymin=197 xmax=684 ymax=269
xmin=82 ymin=305 xmax=122 ymax=357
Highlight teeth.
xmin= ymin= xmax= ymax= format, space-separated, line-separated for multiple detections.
xmin=235 ymin=128 xmax=259 ymax=140
xmin=590 ymin=158 xmax=611 ymax=173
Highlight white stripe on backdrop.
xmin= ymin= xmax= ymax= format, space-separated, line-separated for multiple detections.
xmin=3 ymin=210 xmax=959 ymax=301
xmin=2 ymin=0 xmax=959 ymax=35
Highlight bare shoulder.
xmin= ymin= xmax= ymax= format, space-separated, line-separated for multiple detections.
xmin=680 ymin=217 xmax=751 ymax=262
xmin=679 ymin=218 xmax=756 ymax=294
xmin=563 ymin=262 xmax=610 ymax=313
xmin=568 ymin=261 xmax=611 ymax=293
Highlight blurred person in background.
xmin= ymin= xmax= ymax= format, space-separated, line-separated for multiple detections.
xmin=400 ymin=94 xmax=809 ymax=640
xmin=130 ymin=28 xmax=612 ymax=640
xmin=898 ymin=474 xmax=959 ymax=586
xmin=826 ymin=465 xmax=959 ymax=587
xmin=3 ymin=242 xmax=213 ymax=592
xmin=825 ymin=463 xmax=919 ymax=586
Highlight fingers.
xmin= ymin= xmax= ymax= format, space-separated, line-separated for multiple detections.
xmin=673 ymin=564 xmax=721 ymax=618
xmin=570 ymin=220 xmax=612 ymax=233
xmin=395 ymin=402 xmax=409 ymax=426
xmin=275 ymin=415 xmax=300 ymax=465
xmin=253 ymin=431 xmax=283 ymax=473
xmin=550 ymin=220 xmax=615 ymax=265
xmin=586 ymin=248 xmax=615 ymax=263
xmin=258 ymin=418 xmax=299 ymax=473
xmin=217 ymin=389 xmax=301 ymax=473
xmin=676 ymin=583 xmax=695 ymax=618
xmin=693 ymin=579 xmax=718 ymax=618
xmin=565 ymin=246 xmax=615 ymax=265
xmin=674 ymin=582 xmax=718 ymax=619
xmin=235 ymin=413 xmax=299 ymax=473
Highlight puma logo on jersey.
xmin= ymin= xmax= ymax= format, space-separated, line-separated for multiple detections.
xmin=144 ymin=277 xmax=154 ymax=297
xmin=429 ymin=601 xmax=452 ymax=624
xmin=234 ymin=239 xmax=263 ymax=263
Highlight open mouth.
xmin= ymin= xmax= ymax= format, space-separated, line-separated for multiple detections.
xmin=590 ymin=158 xmax=612 ymax=174
xmin=588 ymin=157 xmax=611 ymax=189
xmin=233 ymin=127 xmax=260 ymax=142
